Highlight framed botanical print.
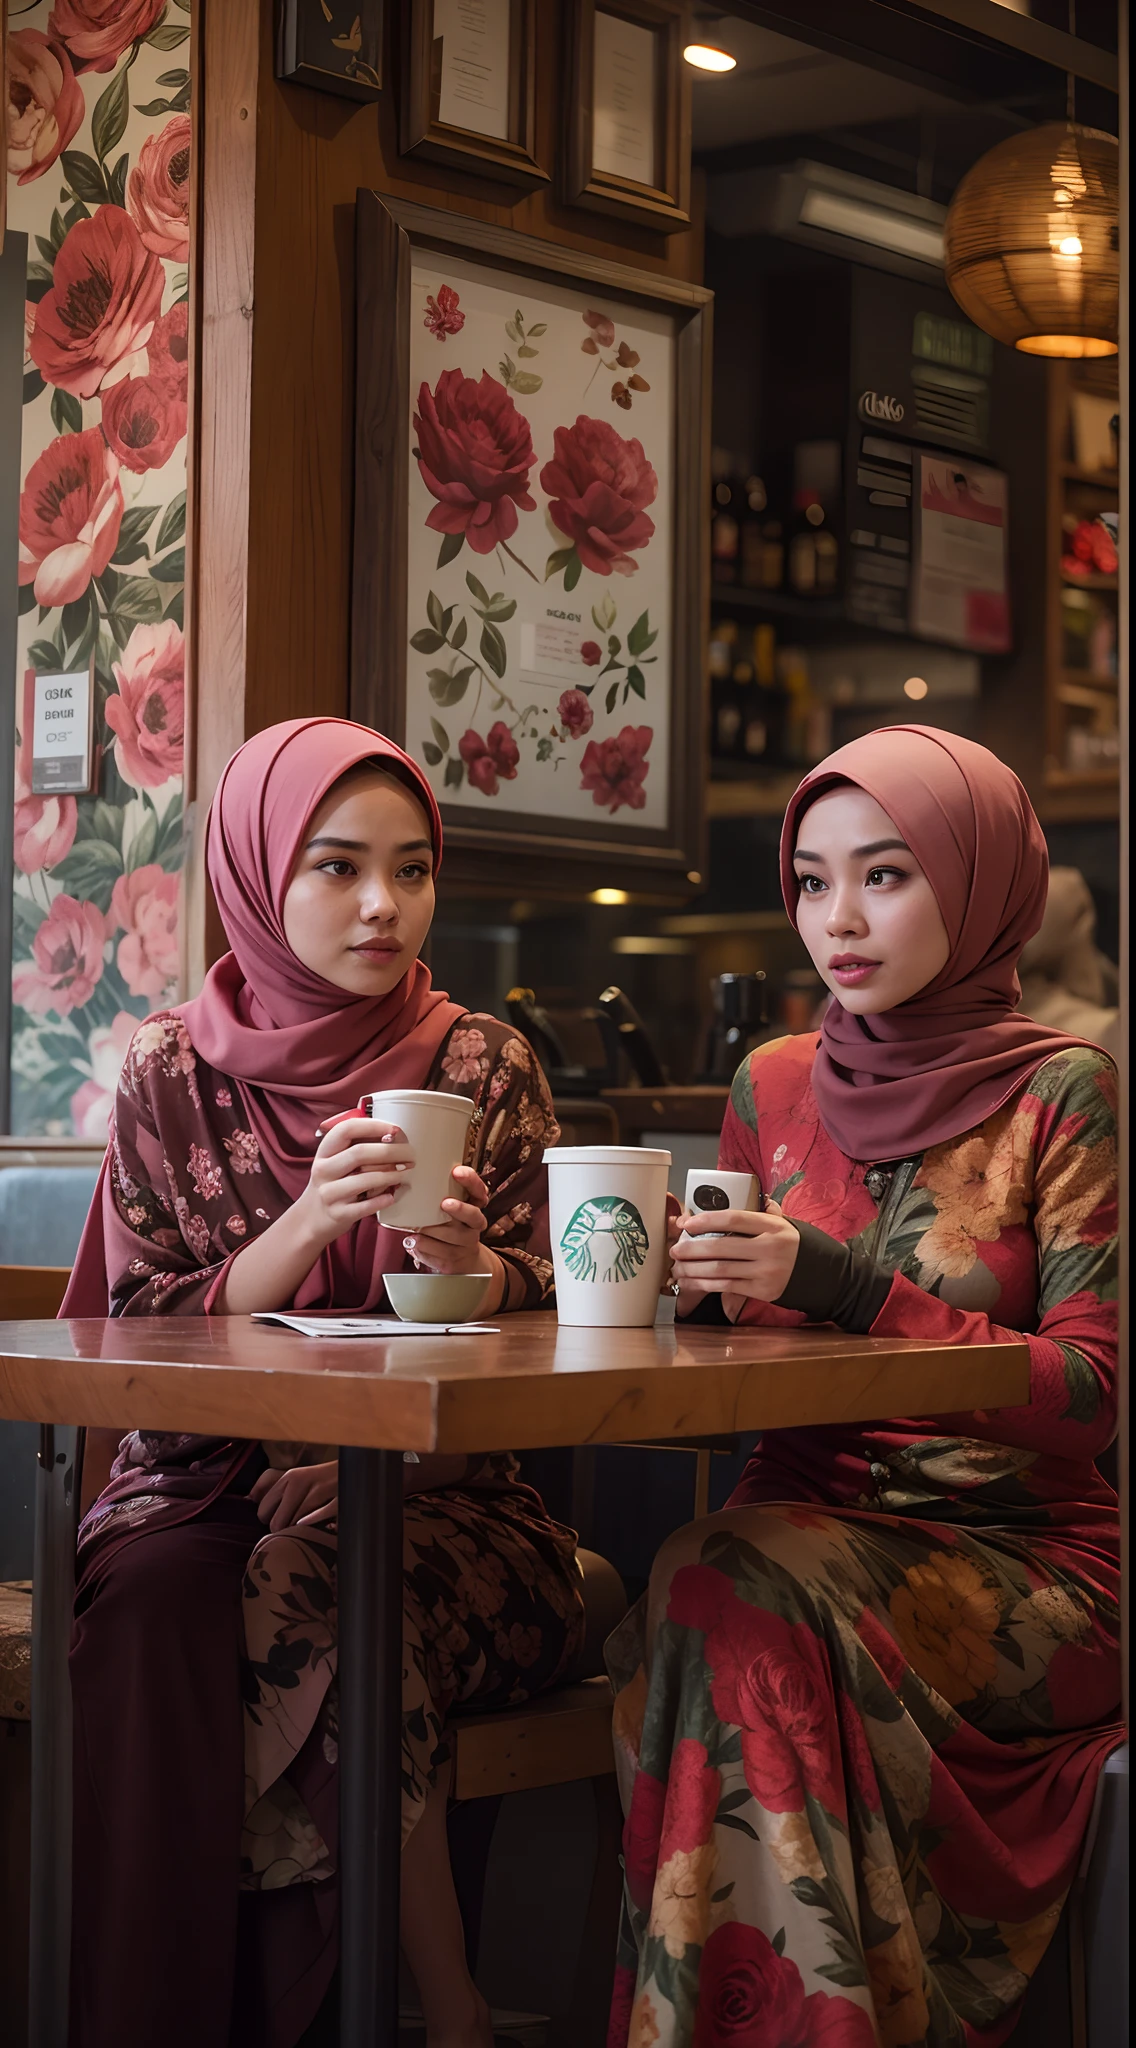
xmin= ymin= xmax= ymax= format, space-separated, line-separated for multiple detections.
xmin=276 ymin=0 xmax=384 ymax=102
xmin=351 ymin=191 xmax=711 ymax=889
xmin=562 ymin=0 xmax=692 ymax=234
xmin=399 ymin=0 xmax=547 ymax=189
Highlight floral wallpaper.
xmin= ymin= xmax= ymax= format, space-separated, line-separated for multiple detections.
xmin=5 ymin=0 xmax=189 ymax=1136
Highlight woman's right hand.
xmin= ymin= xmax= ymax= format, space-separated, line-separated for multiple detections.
xmin=298 ymin=1114 xmax=415 ymax=1249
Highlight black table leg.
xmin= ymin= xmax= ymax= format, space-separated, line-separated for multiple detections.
xmin=338 ymin=1447 xmax=404 ymax=2047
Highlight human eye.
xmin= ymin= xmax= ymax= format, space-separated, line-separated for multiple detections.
xmin=796 ymin=871 xmax=827 ymax=895
xmin=396 ymin=860 xmax=432 ymax=882
xmin=865 ymin=865 xmax=907 ymax=888
xmin=316 ymin=858 xmax=356 ymax=879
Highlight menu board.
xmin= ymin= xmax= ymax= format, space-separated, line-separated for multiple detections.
xmin=592 ymin=9 xmax=657 ymax=188
xmin=911 ymin=455 xmax=1010 ymax=654
xmin=435 ymin=0 xmax=511 ymax=141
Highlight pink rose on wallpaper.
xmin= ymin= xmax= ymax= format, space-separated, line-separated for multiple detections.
xmin=459 ymin=723 xmax=520 ymax=798
xmin=557 ymin=689 xmax=593 ymax=739
xmin=105 ymin=620 xmax=185 ymax=789
xmin=101 ymin=374 xmax=187 ymax=473
xmin=147 ymin=302 xmax=189 ymax=401
xmin=18 ymin=428 xmax=124 ymax=607
xmin=13 ymin=895 xmax=106 ymax=1018
xmin=414 ymin=369 xmax=536 ymax=555
xmin=127 ymin=115 xmax=191 ymax=261
xmin=540 ymin=417 xmax=658 ymax=576
xmin=30 ymin=207 xmax=164 ymax=399
xmin=13 ymin=670 xmax=78 ymax=876
xmin=111 ymin=866 xmax=180 ymax=997
xmin=70 ymin=1011 xmax=137 ymax=1142
xmin=579 ymin=725 xmax=652 ymax=813
xmin=47 ymin=0 xmax=166 ymax=74
xmin=5 ymin=29 xmax=84 ymax=185
xmin=579 ymin=640 xmax=602 ymax=666
xmin=424 ymin=285 xmax=465 ymax=342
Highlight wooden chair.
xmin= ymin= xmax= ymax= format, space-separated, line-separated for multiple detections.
xmin=0 ymin=1267 xmax=71 ymax=1319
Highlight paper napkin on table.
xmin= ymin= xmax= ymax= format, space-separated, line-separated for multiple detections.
xmin=252 ymin=1314 xmax=501 ymax=1338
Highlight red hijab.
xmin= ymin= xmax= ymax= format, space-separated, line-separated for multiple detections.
xmin=780 ymin=726 xmax=1101 ymax=1161
xmin=65 ymin=719 xmax=465 ymax=1313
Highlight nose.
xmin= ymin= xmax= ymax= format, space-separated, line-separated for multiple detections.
xmin=825 ymin=882 xmax=869 ymax=939
xmin=359 ymin=878 xmax=399 ymax=925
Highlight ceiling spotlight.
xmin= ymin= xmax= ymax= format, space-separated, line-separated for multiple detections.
xmin=591 ymin=887 xmax=630 ymax=905
xmin=683 ymin=42 xmax=736 ymax=72
xmin=903 ymin=676 xmax=929 ymax=700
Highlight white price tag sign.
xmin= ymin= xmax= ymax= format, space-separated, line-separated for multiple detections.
xmin=30 ymin=667 xmax=94 ymax=795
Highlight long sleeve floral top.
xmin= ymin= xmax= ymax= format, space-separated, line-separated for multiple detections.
xmin=718 ymin=1034 xmax=1118 ymax=1574
xmin=79 ymin=1010 xmax=559 ymax=1522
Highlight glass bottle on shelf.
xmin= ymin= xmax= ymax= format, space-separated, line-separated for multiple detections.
xmin=739 ymin=475 xmax=769 ymax=588
xmin=788 ymin=491 xmax=819 ymax=597
xmin=778 ymin=645 xmax=814 ymax=766
xmin=749 ymin=623 xmax=784 ymax=765
xmin=711 ymin=451 xmax=741 ymax=586
xmin=709 ymin=618 xmax=740 ymax=762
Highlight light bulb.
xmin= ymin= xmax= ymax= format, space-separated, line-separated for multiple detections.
xmin=683 ymin=43 xmax=736 ymax=72
xmin=1058 ymin=234 xmax=1083 ymax=256
xmin=903 ymin=677 xmax=929 ymax=701
xmin=591 ymin=888 xmax=630 ymax=906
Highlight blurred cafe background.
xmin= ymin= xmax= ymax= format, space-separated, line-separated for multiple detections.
xmin=0 ymin=3 xmax=1127 ymax=2038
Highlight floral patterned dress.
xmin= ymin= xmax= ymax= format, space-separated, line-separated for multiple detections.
xmin=608 ymin=1034 xmax=1121 ymax=2048
xmin=75 ymin=1009 xmax=584 ymax=1883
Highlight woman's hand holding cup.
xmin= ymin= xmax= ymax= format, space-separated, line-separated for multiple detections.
xmin=671 ymin=1201 xmax=800 ymax=1321
xmin=301 ymin=1114 xmax=416 ymax=1247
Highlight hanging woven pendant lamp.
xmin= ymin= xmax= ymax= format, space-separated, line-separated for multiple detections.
xmin=943 ymin=122 xmax=1119 ymax=358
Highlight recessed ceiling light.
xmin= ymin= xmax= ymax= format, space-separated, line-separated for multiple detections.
xmin=683 ymin=42 xmax=737 ymax=73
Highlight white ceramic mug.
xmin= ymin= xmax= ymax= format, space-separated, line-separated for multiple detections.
xmin=545 ymin=1145 xmax=671 ymax=1328
xmin=363 ymin=1089 xmax=475 ymax=1231
xmin=683 ymin=1168 xmax=761 ymax=1234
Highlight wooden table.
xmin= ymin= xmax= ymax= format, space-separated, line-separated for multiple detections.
xmin=0 ymin=1313 xmax=1029 ymax=2048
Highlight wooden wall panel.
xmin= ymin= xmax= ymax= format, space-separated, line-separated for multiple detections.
xmin=187 ymin=0 xmax=703 ymax=982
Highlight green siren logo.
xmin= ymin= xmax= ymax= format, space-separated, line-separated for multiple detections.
xmin=559 ymin=1195 xmax=649 ymax=1283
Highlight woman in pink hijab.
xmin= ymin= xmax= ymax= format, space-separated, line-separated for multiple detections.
xmin=609 ymin=729 xmax=1120 ymax=2048
xmin=66 ymin=719 xmax=584 ymax=2048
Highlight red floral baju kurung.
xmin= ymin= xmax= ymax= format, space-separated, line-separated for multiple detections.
xmin=608 ymin=1032 xmax=1121 ymax=2048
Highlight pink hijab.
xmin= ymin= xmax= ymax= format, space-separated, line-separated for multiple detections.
xmin=65 ymin=719 xmax=465 ymax=1313
xmin=780 ymin=726 xmax=1101 ymax=1161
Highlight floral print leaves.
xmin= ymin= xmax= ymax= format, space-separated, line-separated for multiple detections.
xmin=577 ymin=607 xmax=659 ymax=714
xmin=499 ymin=307 xmax=546 ymax=395
xmin=581 ymin=308 xmax=651 ymax=409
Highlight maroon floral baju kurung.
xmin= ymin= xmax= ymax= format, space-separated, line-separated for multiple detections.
xmin=70 ymin=1009 xmax=583 ymax=2048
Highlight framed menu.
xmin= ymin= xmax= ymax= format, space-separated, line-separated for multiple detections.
xmin=563 ymin=0 xmax=691 ymax=233
xmin=400 ymin=0 xmax=548 ymax=188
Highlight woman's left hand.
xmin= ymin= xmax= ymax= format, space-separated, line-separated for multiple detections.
xmin=670 ymin=1201 xmax=801 ymax=1322
xmin=401 ymin=1164 xmax=505 ymax=1299
xmin=251 ymin=1458 xmax=338 ymax=1531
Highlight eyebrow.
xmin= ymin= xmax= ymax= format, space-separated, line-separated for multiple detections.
xmin=793 ymin=838 xmax=911 ymax=862
xmin=305 ymin=836 xmax=434 ymax=855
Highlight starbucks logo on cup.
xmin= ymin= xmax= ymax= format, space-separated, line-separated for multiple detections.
xmin=559 ymin=1195 xmax=649 ymax=1284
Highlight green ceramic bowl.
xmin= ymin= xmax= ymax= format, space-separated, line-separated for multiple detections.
xmin=384 ymin=1272 xmax=493 ymax=1324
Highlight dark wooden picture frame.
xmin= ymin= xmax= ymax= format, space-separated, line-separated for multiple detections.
xmin=351 ymin=190 xmax=711 ymax=891
xmin=399 ymin=0 xmax=547 ymax=189
xmin=563 ymin=0 xmax=691 ymax=234
xmin=276 ymin=0 xmax=384 ymax=102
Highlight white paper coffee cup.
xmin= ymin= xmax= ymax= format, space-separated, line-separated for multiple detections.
xmin=545 ymin=1145 xmax=671 ymax=1328
xmin=363 ymin=1089 xmax=475 ymax=1231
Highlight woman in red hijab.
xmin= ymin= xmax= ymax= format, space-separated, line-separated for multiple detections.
xmin=65 ymin=719 xmax=584 ymax=2048
xmin=608 ymin=729 xmax=1120 ymax=2048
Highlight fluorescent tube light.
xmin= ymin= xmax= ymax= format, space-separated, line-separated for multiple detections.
xmin=798 ymin=188 xmax=945 ymax=266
